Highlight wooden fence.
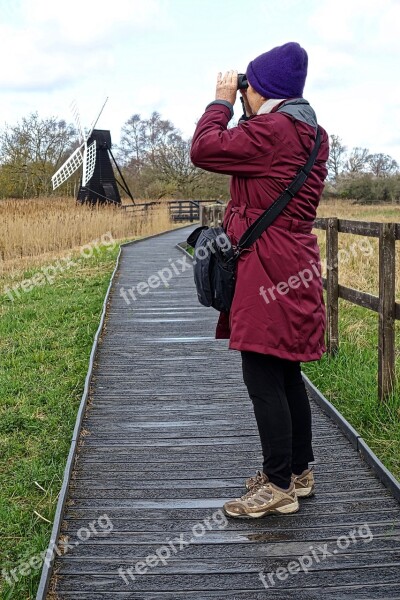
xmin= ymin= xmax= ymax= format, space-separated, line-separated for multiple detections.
xmin=314 ymin=218 xmax=399 ymax=401
xmin=122 ymin=199 xmax=224 ymax=222
xmin=200 ymin=205 xmax=399 ymax=402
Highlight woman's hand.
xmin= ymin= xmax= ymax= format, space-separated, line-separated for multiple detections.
xmin=216 ymin=70 xmax=238 ymax=105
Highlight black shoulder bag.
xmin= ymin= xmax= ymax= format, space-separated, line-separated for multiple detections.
xmin=187 ymin=127 xmax=321 ymax=313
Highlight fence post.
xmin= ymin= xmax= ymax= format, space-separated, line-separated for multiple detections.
xmin=212 ymin=205 xmax=217 ymax=227
xmin=199 ymin=204 xmax=205 ymax=226
xmin=378 ymin=222 xmax=396 ymax=401
xmin=326 ymin=217 xmax=339 ymax=355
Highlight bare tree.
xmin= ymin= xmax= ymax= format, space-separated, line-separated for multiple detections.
xmin=346 ymin=147 xmax=371 ymax=174
xmin=0 ymin=113 xmax=77 ymax=197
xmin=119 ymin=114 xmax=145 ymax=171
xmin=327 ymin=134 xmax=347 ymax=181
xmin=118 ymin=112 xmax=208 ymax=197
xmin=368 ymin=153 xmax=399 ymax=177
xmin=152 ymin=136 xmax=205 ymax=196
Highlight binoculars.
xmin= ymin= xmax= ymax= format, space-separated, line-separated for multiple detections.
xmin=237 ymin=73 xmax=249 ymax=90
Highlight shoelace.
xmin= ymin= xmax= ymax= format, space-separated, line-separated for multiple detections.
xmin=248 ymin=470 xmax=268 ymax=489
xmin=241 ymin=482 xmax=273 ymax=502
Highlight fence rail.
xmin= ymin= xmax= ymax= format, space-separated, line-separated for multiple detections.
xmin=120 ymin=199 xmax=224 ymax=222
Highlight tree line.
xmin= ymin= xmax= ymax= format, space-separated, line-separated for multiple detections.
xmin=0 ymin=112 xmax=229 ymax=201
xmin=326 ymin=135 xmax=399 ymax=203
xmin=0 ymin=112 xmax=399 ymax=204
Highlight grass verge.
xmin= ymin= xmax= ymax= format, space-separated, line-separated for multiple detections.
xmin=0 ymin=242 xmax=121 ymax=599
xmin=303 ymin=299 xmax=400 ymax=480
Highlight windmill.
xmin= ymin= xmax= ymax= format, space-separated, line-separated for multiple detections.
xmin=52 ymin=99 xmax=134 ymax=206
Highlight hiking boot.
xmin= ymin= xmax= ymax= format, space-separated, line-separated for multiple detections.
xmin=245 ymin=468 xmax=315 ymax=497
xmin=292 ymin=468 xmax=315 ymax=498
xmin=223 ymin=481 xmax=299 ymax=518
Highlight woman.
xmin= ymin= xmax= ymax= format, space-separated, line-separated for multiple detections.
xmin=190 ymin=42 xmax=329 ymax=518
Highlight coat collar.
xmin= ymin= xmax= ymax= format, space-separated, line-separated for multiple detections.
xmin=257 ymin=99 xmax=285 ymax=115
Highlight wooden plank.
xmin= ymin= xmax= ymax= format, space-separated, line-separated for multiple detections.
xmin=339 ymin=285 xmax=380 ymax=312
xmin=321 ymin=282 xmax=399 ymax=322
xmin=65 ymin=501 xmax=400 ymax=520
xmin=314 ymin=218 xmax=400 ymax=240
xmin=45 ymin=567 xmax=400 ymax=594
xmin=56 ymin=585 xmax=400 ymax=599
xmin=62 ymin=512 xmax=400 ymax=531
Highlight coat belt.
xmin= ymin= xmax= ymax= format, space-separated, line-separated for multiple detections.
xmin=230 ymin=206 xmax=314 ymax=234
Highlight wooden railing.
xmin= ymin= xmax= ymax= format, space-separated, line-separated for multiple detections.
xmin=121 ymin=199 xmax=224 ymax=222
xmin=314 ymin=218 xmax=399 ymax=401
xmin=168 ymin=199 xmax=220 ymax=222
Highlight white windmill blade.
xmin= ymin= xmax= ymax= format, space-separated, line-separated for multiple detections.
xmin=51 ymin=144 xmax=84 ymax=190
xmin=82 ymin=139 xmax=97 ymax=186
xmin=70 ymin=100 xmax=84 ymax=144
xmin=87 ymin=97 xmax=109 ymax=139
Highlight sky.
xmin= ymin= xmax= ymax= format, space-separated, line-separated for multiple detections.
xmin=0 ymin=0 xmax=399 ymax=162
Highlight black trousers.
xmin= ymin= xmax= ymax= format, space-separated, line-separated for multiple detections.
xmin=241 ymin=351 xmax=314 ymax=489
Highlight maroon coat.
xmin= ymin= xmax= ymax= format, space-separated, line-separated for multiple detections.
xmin=190 ymin=101 xmax=329 ymax=362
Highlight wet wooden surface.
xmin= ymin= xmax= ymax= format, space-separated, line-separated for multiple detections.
xmin=51 ymin=227 xmax=400 ymax=599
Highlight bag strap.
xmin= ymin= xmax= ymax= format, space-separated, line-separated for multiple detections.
xmin=235 ymin=126 xmax=321 ymax=254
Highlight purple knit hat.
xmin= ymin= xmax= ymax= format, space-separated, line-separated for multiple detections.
xmin=246 ymin=42 xmax=308 ymax=99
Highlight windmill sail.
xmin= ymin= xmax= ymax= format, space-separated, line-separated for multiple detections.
xmin=70 ymin=100 xmax=84 ymax=144
xmin=52 ymin=145 xmax=84 ymax=190
xmin=82 ymin=140 xmax=97 ymax=186
xmin=87 ymin=98 xmax=108 ymax=139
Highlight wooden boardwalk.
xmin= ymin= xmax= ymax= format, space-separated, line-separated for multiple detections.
xmin=45 ymin=226 xmax=400 ymax=599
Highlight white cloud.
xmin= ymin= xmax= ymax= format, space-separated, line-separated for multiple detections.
xmin=23 ymin=0 xmax=167 ymax=47
xmin=309 ymin=0 xmax=400 ymax=53
xmin=0 ymin=0 xmax=169 ymax=92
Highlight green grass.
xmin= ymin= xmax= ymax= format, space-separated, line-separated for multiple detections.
xmin=303 ymin=299 xmax=400 ymax=480
xmin=0 ymin=243 xmax=121 ymax=599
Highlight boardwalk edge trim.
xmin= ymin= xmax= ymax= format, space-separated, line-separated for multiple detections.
xmin=303 ymin=374 xmax=400 ymax=503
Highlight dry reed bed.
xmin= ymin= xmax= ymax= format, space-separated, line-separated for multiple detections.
xmin=0 ymin=196 xmax=172 ymax=278
xmin=315 ymin=200 xmax=400 ymax=300
xmin=1 ymin=197 xmax=399 ymax=300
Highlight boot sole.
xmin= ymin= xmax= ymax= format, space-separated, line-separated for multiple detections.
xmin=296 ymin=484 xmax=315 ymax=498
xmin=246 ymin=483 xmax=315 ymax=497
xmin=224 ymin=498 xmax=299 ymax=518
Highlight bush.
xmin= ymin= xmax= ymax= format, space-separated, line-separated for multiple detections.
xmin=337 ymin=174 xmax=400 ymax=204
